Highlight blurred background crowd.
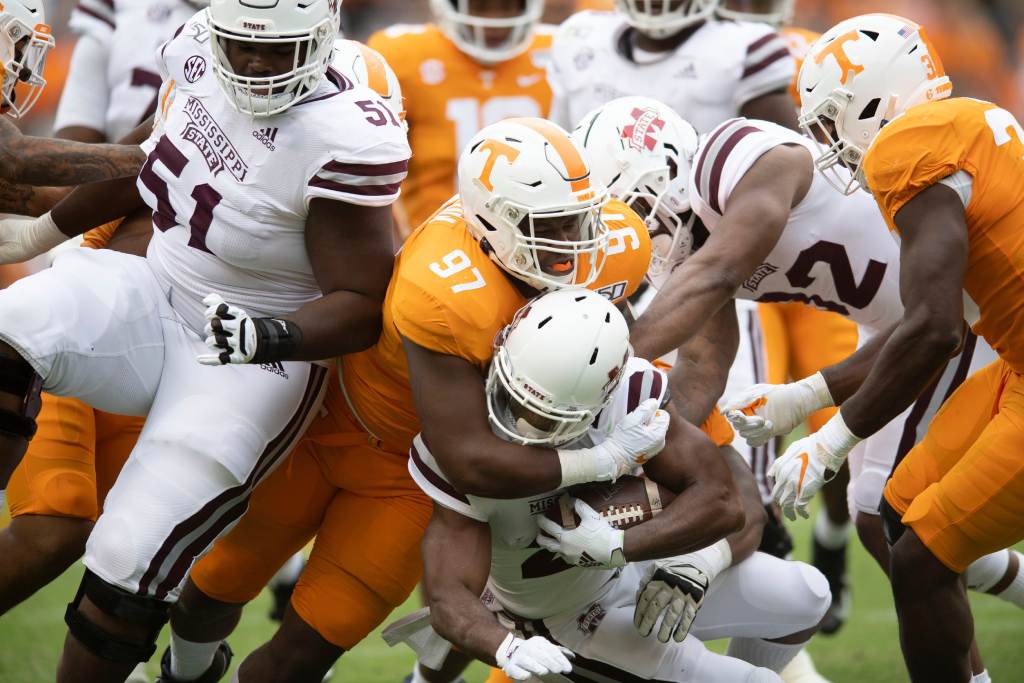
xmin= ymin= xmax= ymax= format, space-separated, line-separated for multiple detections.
xmin=18 ymin=0 xmax=1024 ymax=133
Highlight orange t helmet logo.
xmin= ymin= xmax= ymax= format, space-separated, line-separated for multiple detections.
xmin=476 ymin=139 xmax=520 ymax=192
xmin=815 ymin=31 xmax=865 ymax=85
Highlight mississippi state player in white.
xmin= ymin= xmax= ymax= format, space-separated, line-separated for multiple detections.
xmin=0 ymin=1 xmax=409 ymax=680
xmin=411 ymin=289 xmax=828 ymax=682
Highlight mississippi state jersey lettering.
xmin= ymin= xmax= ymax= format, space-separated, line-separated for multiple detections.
xmin=138 ymin=11 xmax=410 ymax=334
xmin=690 ymin=118 xmax=902 ymax=332
xmin=547 ymin=11 xmax=794 ymax=133
xmin=368 ymin=24 xmax=554 ymax=230
xmin=338 ymin=198 xmax=652 ymax=453
xmin=408 ymin=357 xmax=666 ymax=619
xmin=864 ymin=98 xmax=1024 ymax=372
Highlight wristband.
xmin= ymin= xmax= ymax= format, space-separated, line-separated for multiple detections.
xmin=684 ymin=539 xmax=733 ymax=582
xmin=558 ymin=447 xmax=606 ymax=488
xmin=817 ymin=411 xmax=862 ymax=474
xmin=250 ymin=318 xmax=303 ymax=364
xmin=800 ymin=372 xmax=835 ymax=410
xmin=494 ymin=632 xmax=518 ymax=667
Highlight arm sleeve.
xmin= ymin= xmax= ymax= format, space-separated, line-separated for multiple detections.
xmin=53 ymin=34 xmax=111 ymax=137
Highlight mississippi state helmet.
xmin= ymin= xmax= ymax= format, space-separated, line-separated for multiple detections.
xmin=430 ymin=0 xmax=543 ymax=65
xmin=616 ymin=0 xmax=720 ymax=39
xmin=459 ymin=117 xmax=610 ymax=292
xmin=331 ymin=39 xmax=406 ymax=130
xmin=0 ymin=0 xmax=53 ymax=119
xmin=716 ymin=0 xmax=794 ymax=28
xmin=207 ymin=0 xmax=339 ymax=117
xmin=487 ymin=289 xmax=632 ymax=446
xmin=798 ymin=14 xmax=951 ymax=194
xmin=572 ymin=96 xmax=700 ymax=289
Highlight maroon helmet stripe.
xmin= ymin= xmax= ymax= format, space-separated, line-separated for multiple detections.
xmin=708 ymin=126 xmax=761 ymax=214
xmin=742 ymin=47 xmax=791 ymax=79
xmin=308 ymin=176 xmax=402 ymax=196
xmin=321 ymin=159 xmax=409 ymax=177
xmin=410 ymin=443 xmax=470 ymax=504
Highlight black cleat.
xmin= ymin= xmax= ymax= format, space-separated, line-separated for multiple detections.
xmin=156 ymin=641 xmax=233 ymax=683
xmin=812 ymin=535 xmax=850 ymax=635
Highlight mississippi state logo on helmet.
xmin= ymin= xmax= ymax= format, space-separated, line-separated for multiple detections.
xmin=622 ymin=107 xmax=666 ymax=153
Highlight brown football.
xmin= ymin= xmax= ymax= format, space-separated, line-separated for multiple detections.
xmin=544 ymin=475 xmax=676 ymax=530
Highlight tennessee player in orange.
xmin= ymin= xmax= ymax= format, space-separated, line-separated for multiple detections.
xmin=158 ymin=118 xmax=662 ymax=683
xmin=770 ymin=13 xmax=1024 ymax=681
xmin=367 ymin=0 xmax=553 ymax=237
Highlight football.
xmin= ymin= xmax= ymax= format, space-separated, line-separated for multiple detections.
xmin=544 ymin=475 xmax=676 ymax=531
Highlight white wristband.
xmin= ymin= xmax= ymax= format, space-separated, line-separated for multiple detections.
xmin=0 ymin=212 xmax=67 ymax=264
xmin=494 ymin=632 xmax=518 ymax=667
xmin=800 ymin=372 xmax=835 ymax=410
xmin=683 ymin=539 xmax=733 ymax=582
xmin=817 ymin=411 xmax=862 ymax=472
xmin=558 ymin=447 xmax=606 ymax=488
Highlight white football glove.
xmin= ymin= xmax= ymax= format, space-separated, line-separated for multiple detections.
xmin=0 ymin=212 xmax=67 ymax=265
xmin=633 ymin=539 xmax=731 ymax=643
xmin=536 ymin=498 xmax=626 ymax=569
xmin=495 ymin=633 xmax=574 ymax=681
xmin=769 ymin=412 xmax=861 ymax=520
xmin=197 ymin=294 xmax=259 ymax=365
xmin=722 ymin=372 xmax=834 ymax=448
xmin=558 ymin=399 xmax=670 ymax=487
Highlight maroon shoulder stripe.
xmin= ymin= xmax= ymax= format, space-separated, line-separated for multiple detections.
xmin=693 ymin=118 xmax=742 ymax=203
xmin=410 ymin=443 xmax=470 ymax=505
xmin=320 ymin=159 xmax=409 ymax=177
xmin=308 ymin=177 xmax=402 ymax=196
xmin=746 ymin=32 xmax=777 ymax=55
xmin=708 ymin=125 xmax=761 ymax=214
xmin=742 ymin=47 xmax=790 ymax=79
xmin=75 ymin=5 xmax=114 ymax=28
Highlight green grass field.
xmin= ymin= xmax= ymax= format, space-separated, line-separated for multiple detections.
xmin=1 ymin=509 xmax=1022 ymax=683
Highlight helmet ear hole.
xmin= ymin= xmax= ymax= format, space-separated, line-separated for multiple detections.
xmin=858 ymin=98 xmax=881 ymax=121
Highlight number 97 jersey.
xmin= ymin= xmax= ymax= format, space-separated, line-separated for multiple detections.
xmin=138 ymin=11 xmax=411 ymax=335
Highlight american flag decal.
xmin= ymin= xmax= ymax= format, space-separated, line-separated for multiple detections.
xmin=897 ymin=25 xmax=914 ymax=38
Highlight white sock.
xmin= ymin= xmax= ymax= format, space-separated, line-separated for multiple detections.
xmin=726 ymin=637 xmax=804 ymax=673
xmin=269 ymin=552 xmax=305 ymax=588
xmin=231 ymin=668 xmax=241 ymax=683
xmin=813 ymin=511 xmax=850 ymax=551
xmin=967 ymin=549 xmax=1024 ymax=608
xmin=410 ymin=664 xmax=430 ymax=683
xmin=971 ymin=670 xmax=991 ymax=683
xmin=169 ymin=631 xmax=221 ymax=681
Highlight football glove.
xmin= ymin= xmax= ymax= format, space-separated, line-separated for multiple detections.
xmin=558 ymin=399 xmax=669 ymax=487
xmin=196 ymin=294 xmax=302 ymax=366
xmin=769 ymin=412 xmax=861 ymax=520
xmin=634 ymin=539 xmax=731 ymax=643
xmin=722 ymin=372 xmax=834 ymax=447
xmin=494 ymin=633 xmax=574 ymax=681
xmin=536 ymin=498 xmax=626 ymax=569
xmin=0 ymin=212 xmax=67 ymax=264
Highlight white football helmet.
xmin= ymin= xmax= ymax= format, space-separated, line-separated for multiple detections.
xmin=616 ymin=0 xmax=720 ymax=39
xmin=716 ymin=0 xmax=794 ymax=28
xmin=207 ymin=0 xmax=339 ymax=117
xmin=573 ymin=96 xmax=700 ymax=289
xmin=487 ymin=288 xmax=632 ymax=446
xmin=459 ymin=117 xmax=610 ymax=292
xmin=430 ymin=0 xmax=543 ymax=65
xmin=0 ymin=0 xmax=53 ymax=119
xmin=331 ymin=38 xmax=406 ymax=130
xmin=798 ymin=13 xmax=951 ymax=195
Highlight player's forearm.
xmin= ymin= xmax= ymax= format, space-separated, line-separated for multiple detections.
xmin=427 ymin=589 xmax=507 ymax=667
xmin=0 ymin=181 xmax=66 ymax=217
xmin=434 ymin=435 xmax=563 ymax=498
xmin=50 ymin=176 xmax=145 ymax=238
xmin=668 ymin=344 xmax=731 ymax=426
xmin=840 ymin=314 xmax=961 ymax=437
xmin=718 ymin=445 xmax=766 ymax=564
xmin=820 ymin=324 xmax=893 ymax=405
xmin=6 ymin=140 xmax=144 ymax=187
xmin=282 ymin=290 xmax=385 ymax=360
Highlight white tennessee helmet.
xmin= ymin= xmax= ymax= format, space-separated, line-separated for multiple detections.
xmin=459 ymin=117 xmax=611 ymax=292
xmin=716 ymin=0 xmax=794 ymax=28
xmin=573 ymin=96 xmax=700 ymax=289
xmin=0 ymin=0 xmax=53 ymax=119
xmin=331 ymin=38 xmax=406 ymax=131
xmin=207 ymin=0 xmax=340 ymax=117
xmin=616 ymin=0 xmax=720 ymax=39
xmin=798 ymin=13 xmax=951 ymax=195
xmin=487 ymin=288 xmax=632 ymax=446
xmin=430 ymin=0 xmax=543 ymax=65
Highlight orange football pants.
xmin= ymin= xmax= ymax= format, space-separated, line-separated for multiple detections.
xmin=758 ymin=302 xmax=859 ymax=433
xmin=6 ymin=393 xmax=143 ymax=520
xmin=189 ymin=380 xmax=432 ymax=649
xmin=884 ymin=359 xmax=1024 ymax=573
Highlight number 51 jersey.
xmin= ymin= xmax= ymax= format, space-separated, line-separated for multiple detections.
xmin=689 ymin=117 xmax=903 ymax=333
xmin=138 ymin=10 xmax=411 ymax=334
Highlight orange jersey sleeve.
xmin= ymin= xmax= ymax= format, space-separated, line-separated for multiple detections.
xmin=80 ymin=219 xmax=124 ymax=250
xmin=368 ymin=24 xmax=554 ymax=232
xmin=864 ymin=97 xmax=1024 ymax=373
xmin=781 ymin=27 xmax=821 ymax=106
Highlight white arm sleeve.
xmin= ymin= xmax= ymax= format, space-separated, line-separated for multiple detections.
xmin=53 ymin=34 xmax=111 ymax=138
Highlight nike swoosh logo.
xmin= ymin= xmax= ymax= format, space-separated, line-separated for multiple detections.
xmin=742 ymin=396 xmax=767 ymax=416
xmin=797 ymin=452 xmax=810 ymax=494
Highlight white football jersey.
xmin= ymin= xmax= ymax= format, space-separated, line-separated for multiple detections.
xmin=138 ymin=11 xmax=411 ymax=334
xmin=547 ymin=11 xmax=794 ymax=133
xmin=689 ymin=118 xmax=903 ymax=332
xmin=62 ymin=0 xmax=197 ymax=140
xmin=409 ymin=357 xmax=668 ymax=620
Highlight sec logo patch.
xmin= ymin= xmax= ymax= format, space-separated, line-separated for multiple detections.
xmin=185 ymin=55 xmax=207 ymax=83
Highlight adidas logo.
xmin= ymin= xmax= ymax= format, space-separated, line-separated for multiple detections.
xmin=259 ymin=361 xmax=289 ymax=379
xmin=252 ymin=127 xmax=278 ymax=151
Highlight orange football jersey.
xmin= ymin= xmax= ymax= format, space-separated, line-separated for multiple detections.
xmin=338 ymin=198 xmax=652 ymax=452
xmin=864 ymin=97 xmax=1024 ymax=373
xmin=367 ymin=24 xmax=554 ymax=232
xmin=781 ymin=26 xmax=820 ymax=106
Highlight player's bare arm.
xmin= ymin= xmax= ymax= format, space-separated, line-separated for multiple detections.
xmin=740 ymin=89 xmax=799 ymax=131
xmin=624 ymin=402 xmax=744 ymax=562
xmin=668 ymin=302 xmax=739 ymax=425
xmin=632 ymin=144 xmax=812 ymax=361
xmin=839 ymin=184 xmax=968 ymax=437
xmin=819 ymin=322 xmax=897 ymax=405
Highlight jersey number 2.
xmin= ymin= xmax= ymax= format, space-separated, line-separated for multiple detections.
xmin=139 ymin=135 xmax=224 ymax=254
xmin=758 ymin=240 xmax=886 ymax=315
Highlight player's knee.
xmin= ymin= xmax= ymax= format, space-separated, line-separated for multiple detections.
xmin=793 ymin=562 xmax=831 ymax=625
xmin=64 ymin=570 xmax=170 ymax=663
xmin=890 ymin=530 xmax=952 ymax=587
xmin=879 ymin=495 xmax=908 ymax=547
xmin=171 ymin=578 xmax=246 ymax=638
xmin=11 ymin=515 xmax=93 ymax=566
xmin=254 ymin=610 xmax=343 ymax=682
xmin=0 ymin=342 xmax=42 ymax=440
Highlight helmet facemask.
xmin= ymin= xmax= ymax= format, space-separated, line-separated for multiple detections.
xmin=798 ymin=91 xmax=866 ymax=195
xmin=431 ymin=0 xmax=542 ymax=64
xmin=716 ymin=0 xmax=794 ymax=28
xmin=0 ymin=15 xmax=52 ymax=119
xmin=616 ymin=0 xmax=720 ymax=39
